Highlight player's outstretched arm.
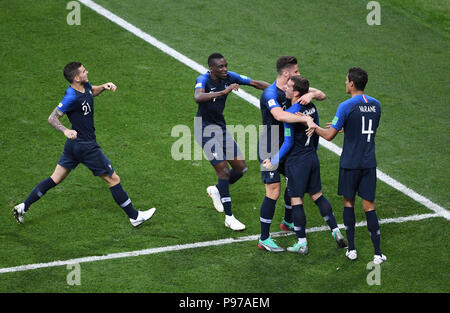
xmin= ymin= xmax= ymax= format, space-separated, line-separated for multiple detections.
xmin=92 ymin=82 xmax=117 ymax=97
xmin=249 ymin=79 xmax=270 ymax=90
xmin=194 ymin=84 xmax=239 ymax=103
xmin=271 ymin=107 xmax=312 ymax=124
xmin=315 ymin=125 xmax=338 ymax=141
xmin=48 ymin=107 xmax=77 ymax=140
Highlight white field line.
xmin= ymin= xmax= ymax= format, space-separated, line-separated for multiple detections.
xmin=0 ymin=0 xmax=444 ymax=278
xmin=0 ymin=213 xmax=440 ymax=274
xmin=79 ymin=0 xmax=449 ymax=221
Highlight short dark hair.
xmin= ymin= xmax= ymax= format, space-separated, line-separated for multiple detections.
xmin=208 ymin=53 xmax=224 ymax=67
xmin=348 ymin=67 xmax=368 ymax=91
xmin=276 ymin=56 xmax=297 ymax=75
xmin=63 ymin=62 xmax=82 ymax=83
xmin=290 ymin=75 xmax=309 ymax=96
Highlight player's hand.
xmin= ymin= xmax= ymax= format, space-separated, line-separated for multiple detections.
xmin=298 ymin=92 xmax=314 ymax=105
xmin=302 ymin=113 xmax=313 ymax=121
xmin=64 ymin=129 xmax=78 ymax=140
xmin=103 ymin=82 xmax=117 ymax=92
xmin=223 ymin=83 xmax=239 ymax=95
xmin=305 ymin=121 xmax=317 ymax=137
xmin=296 ymin=112 xmax=313 ymax=125
xmin=262 ymin=159 xmax=275 ymax=171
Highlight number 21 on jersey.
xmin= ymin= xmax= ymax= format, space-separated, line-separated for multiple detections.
xmin=82 ymin=101 xmax=92 ymax=116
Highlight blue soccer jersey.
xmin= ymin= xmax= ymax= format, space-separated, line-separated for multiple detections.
xmin=57 ymin=82 xmax=96 ymax=142
xmin=270 ymin=101 xmax=320 ymax=165
xmin=331 ymin=94 xmax=381 ymax=169
xmin=258 ymin=82 xmax=290 ymax=162
xmin=194 ymin=71 xmax=251 ymax=129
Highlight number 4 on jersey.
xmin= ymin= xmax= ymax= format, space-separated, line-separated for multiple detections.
xmin=361 ymin=116 xmax=373 ymax=142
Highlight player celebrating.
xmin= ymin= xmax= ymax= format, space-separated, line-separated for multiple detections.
xmin=194 ymin=53 xmax=269 ymax=231
xmin=312 ymin=67 xmax=386 ymax=264
xmin=13 ymin=62 xmax=156 ymax=227
xmin=263 ymin=76 xmax=347 ymax=255
xmin=257 ymin=56 xmax=326 ymax=252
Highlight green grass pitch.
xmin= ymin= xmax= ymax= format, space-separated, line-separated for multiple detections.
xmin=0 ymin=0 xmax=448 ymax=295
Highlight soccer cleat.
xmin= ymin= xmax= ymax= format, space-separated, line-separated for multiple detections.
xmin=280 ymin=219 xmax=294 ymax=231
xmin=224 ymin=215 xmax=245 ymax=231
xmin=130 ymin=208 xmax=156 ymax=227
xmin=332 ymin=229 xmax=347 ymax=248
xmin=13 ymin=203 xmax=25 ymax=224
xmin=345 ymin=249 xmax=358 ymax=261
xmin=373 ymin=254 xmax=387 ymax=265
xmin=206 ymin=186 xmax=224 ymax=213
xmin=287 ymin=241 xmax=308 ymax=255
xmin=258 ymin=236 xmax=285 ymax=252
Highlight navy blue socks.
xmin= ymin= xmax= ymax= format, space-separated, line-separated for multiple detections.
xmin=293 ymin=204 xmax=306 ymax=239
xmin=315 ymin=195 xmax=338 ymax=230
xmin=109 ymin=183 xmax=138 ymax=220
xmin=24 ymin=177 xmax=56 ymax=212
xmin=343 ymin=206 xmax=356 ymax=250
xmin=259 ymin=196 xmax=277 ymax=241
xmin=366 ymin=210 xmax=382 ymax=255
xmin=283 ymin=188 xmax=292 ymax=223
xmin=216 ymin=179 xmax=232 ymax=216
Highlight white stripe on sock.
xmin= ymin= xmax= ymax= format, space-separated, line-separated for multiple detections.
xmin=120 ymin=198 xmax=131 ymax=208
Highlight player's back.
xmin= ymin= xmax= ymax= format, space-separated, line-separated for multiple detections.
xmin=258 ymin=82 xmax=289 ymax=161
xmin=338 ymin=94 xmax=381 ymax=169
xmin=287 ymin=102 xmax=319 ymax=157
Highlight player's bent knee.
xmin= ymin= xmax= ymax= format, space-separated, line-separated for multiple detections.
xmin=291 ymin=197 xmax=302 ymax=205
xmin=344 ymin=197 xmax=355 ymax=208
xmin=111 ymin=173 xmax=121 ymax=186
xmin=362 ymin=201 xmax=375 ymax=212
xmin=230 ymin=158 xmax=247 ymax=174
xmin=265 ymin=184 xmax=280 ymax=200
xmin=214 ymin=163 xmax=230 ymax=180
xmin=218 ymin=169 xmax=230 ymax=180
xmin=50 ymin=175 xmax=62 ymax=185
xmin=310 ymin=191 xmax=323 ymax=202
xmin=102 ymin=172 xmax=121 ymax=187
xmin=51 ymin=165 xmax=70 ymax=185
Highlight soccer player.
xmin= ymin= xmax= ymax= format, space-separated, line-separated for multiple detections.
xmin=257 ymin=56 xmax=326 ymax=252
xmin=13 ymin=62 xmax=156 ymax=227
xmin=263 ymin=76 xmax=347 ymax=255
xmin=312 ymin=67 xmax=387 ymax=264
xmin=194 ymin=53 xmax=269 ymax=231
